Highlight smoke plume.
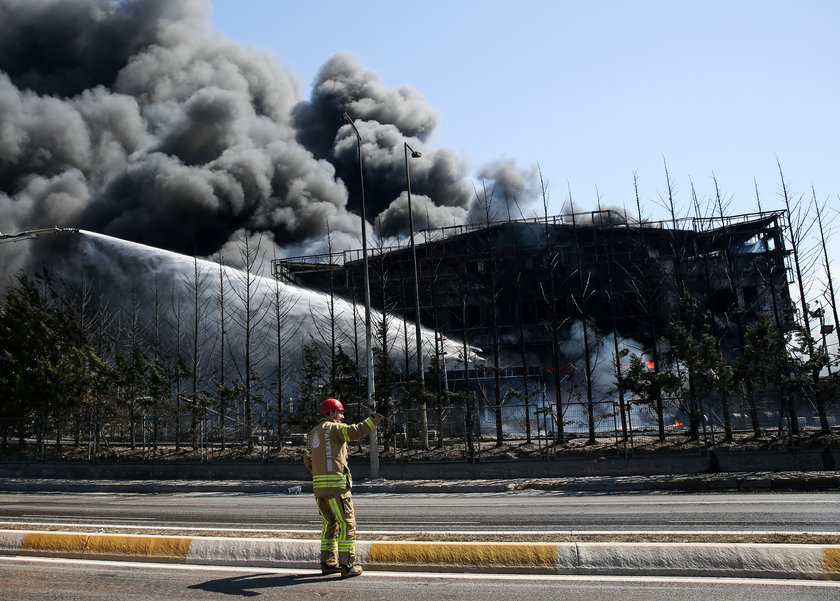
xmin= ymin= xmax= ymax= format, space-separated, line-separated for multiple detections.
xmin=0 ymin=0 xmax=539 ymax=280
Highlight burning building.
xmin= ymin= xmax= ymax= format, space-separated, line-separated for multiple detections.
xmin=275 ymin=209 xmax=794 ymax=418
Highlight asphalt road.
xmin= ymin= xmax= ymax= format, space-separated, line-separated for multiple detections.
xmin=1 ymin=490 xmax=838 ymax=533
xmin=3 ymin=557 xmax=839 ymax=601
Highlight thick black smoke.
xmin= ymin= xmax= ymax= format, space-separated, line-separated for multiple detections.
xmin=0 ymin=0 xmax=538 ymax=278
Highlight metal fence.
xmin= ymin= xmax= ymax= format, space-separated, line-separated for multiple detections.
xmin=1 ymin=399 xmax=836 ymax=464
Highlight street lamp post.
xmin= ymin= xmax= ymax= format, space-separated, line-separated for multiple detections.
xmin=404 ymin=142 xmax=429 ymax=449
xmin=342 ymin=113 xmax=379 ymax=479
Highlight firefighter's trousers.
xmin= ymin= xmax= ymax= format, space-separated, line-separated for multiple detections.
xmin=316 ymin=490 xmax=357 ymax=565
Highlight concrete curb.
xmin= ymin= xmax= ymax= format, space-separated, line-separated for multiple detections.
xmin=1 ymin=530 xmax=838 ymax=580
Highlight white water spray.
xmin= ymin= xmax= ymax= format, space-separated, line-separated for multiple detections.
xmin=74 ymin=230 xmax=469 ymax=391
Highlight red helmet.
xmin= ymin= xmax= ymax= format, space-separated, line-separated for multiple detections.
xmin=321 ymin=398 xmax=344 ymax=414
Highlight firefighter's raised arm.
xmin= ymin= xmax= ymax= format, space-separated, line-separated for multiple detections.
xmin=334 ymin=414 xmax=380 ymax=443
xmin=330 ymin=397 xmax=391 ymax=443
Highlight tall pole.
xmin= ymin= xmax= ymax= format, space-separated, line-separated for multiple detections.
xmin=343 ymin=113 xmax=378 ymax=478
xmin=404 ymin=142 xmax=428 ymax=449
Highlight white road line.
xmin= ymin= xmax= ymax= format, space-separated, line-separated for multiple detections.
xmin=2 ymin=556 xmax=839 ymax=589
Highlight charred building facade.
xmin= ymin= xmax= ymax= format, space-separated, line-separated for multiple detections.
xmin=275 ymin=209 xmax=793 ymax=412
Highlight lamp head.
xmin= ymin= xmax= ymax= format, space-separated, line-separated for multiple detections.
xmin=405 ymin=142 xmax=422 ymax=158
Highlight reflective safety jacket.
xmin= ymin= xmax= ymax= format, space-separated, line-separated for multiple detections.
xmin=303 ymin=413 xmax=382 ymax=498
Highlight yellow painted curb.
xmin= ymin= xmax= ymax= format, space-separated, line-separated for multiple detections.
xmin=825 ymin=547 xmax=840 ymax=581
xmin=367 ymin=541 xmax=557 ymax=569
xmin=86 ymin=534 xmax=192 ymax=562
xmin=20 ymin=532 xmax=89 ymax=557
xmin=18 ymin=532 xmax=192 ymax=563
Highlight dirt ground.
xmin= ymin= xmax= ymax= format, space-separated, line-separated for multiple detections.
xmin=378 ymin=429 xmax=840 ymax=463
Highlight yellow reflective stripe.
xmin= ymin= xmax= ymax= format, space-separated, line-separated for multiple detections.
xmin=364 ymin=417 xmax=375 ymax=429
xmin=329 ymin=497 xmax=349 ymax=549
xmin=313 ymin=474 xmax=353 ymax=487
xmin=313 ymin=474 xmax=348 ymax=488
xmin=318 ymin=505 xmax=330 ymax=546
xmin=342 ymin=427 xmax=351 ymax=442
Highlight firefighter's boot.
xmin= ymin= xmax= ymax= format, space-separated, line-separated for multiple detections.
xmin=321 ymin=562 xmax=342 ymax=575
xmin=341 ymin=564 xmax=363 ymax=579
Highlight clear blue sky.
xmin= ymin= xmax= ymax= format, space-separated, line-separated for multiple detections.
xmin=209 ymin=0 xmax=838 ymax=222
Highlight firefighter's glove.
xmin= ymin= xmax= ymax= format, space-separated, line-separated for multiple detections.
xmin=375 ymin=397 xmax=392 ymax=417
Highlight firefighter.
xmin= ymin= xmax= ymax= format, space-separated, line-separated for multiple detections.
xmin=303 ymin=397 xmax=390 ymax=578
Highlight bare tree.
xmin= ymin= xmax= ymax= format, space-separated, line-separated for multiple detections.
xmin=212 ymin=249 xmax=234 ymax=451
xmin=655 ymin=158 xmax=693 ymax=442
xmin=167 ymin=285 xmax=187 ymax=452
xmin=514 ymin=268 xmax=534 ymax=444
xmin=182 ymin=255 xmax=214 ymax=451
xmin=69 ymin=268 xmax=117 ymax=447
xmin=454 ymin=254 xmax=478 ymax=460
xmin=227 ymin=233 xmax=272 ymax=452
xmin=270 ymin=250 xmax=302 ymax=445
xmin=621 ymin=170 xmax=675 ymax=441
xmin=778 ymin=160 xmax=828 ymax=434
xmin=812 ymin=189 xmax=839 ymax=370
xmin=707 ymin=175 xmax=736 ymax=442
xmin=474 ymin=180 xmax=506 ymax=446
xmin=371 ymin=219 xmax=401 ymax=448
xmin=308 ymin=223 xmax=351 ymax=402
xmin=596 ymin=191 xmax=630 ymax=449
xmin=566 ymin=196 xmax=599 ymax=444
xmin=535 ymin=170 xmax=567 ymax=444
xmin=144 ymin=263 xmax=165 ymax=459
xmin=120 ymin=284 xmax=147 ymax=451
